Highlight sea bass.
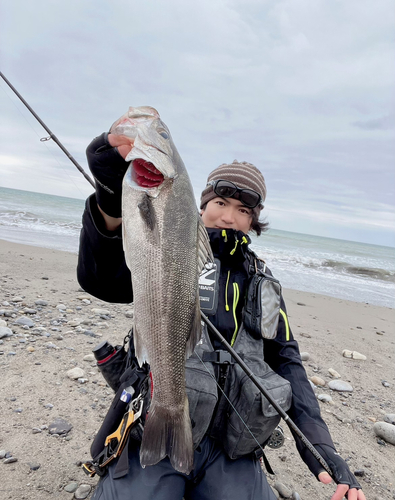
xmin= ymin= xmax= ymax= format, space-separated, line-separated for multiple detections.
xmin=111 ymin=106 xmax=212 ymax=474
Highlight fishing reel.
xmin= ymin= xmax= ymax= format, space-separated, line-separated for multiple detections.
xmin=267 ymin=426 xmax=285 ymax=449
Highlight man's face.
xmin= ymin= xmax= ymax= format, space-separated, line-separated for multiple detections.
xmin=201 ymin=196 xmax=253 ymax=234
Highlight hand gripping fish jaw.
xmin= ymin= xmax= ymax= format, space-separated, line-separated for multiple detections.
xmin=82 ymin=395 xmax=144 ymax=478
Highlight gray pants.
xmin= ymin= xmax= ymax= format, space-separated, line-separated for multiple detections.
xmin=91 ymin=436 xmax=276 ymax=500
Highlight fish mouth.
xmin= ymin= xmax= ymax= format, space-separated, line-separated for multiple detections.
xmin=132 ymin=159 xmax=164 ymax=188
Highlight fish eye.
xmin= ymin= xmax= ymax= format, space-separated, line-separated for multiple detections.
xmin=158 ymin=130 xmax=169 ymax=139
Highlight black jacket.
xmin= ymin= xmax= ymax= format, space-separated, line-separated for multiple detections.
xmin=77 ymin=194 xmax=334 ymax=450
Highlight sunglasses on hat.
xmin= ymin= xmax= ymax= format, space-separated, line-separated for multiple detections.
xmin=208 ymin=179 xmax=262 ymax=209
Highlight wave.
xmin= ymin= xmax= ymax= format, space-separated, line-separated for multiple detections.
xmin=0 ymin=210 xmax=81 ymax=236
xmin=321 ymin=260 xmax=395 ymax=283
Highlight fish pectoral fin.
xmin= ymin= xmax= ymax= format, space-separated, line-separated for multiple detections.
xmin=140 ymin=398 xmax=194 ymax=474
xmin=138 ymin=194 xmax=159 ymax=241
xmin=197 ymin=215 xmax=214 ymax=273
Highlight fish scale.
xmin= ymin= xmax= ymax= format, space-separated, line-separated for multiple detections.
xmin=114 ymin=106 xmax=213 ymax=474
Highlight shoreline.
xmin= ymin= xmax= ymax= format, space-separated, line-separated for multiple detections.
xmin=1 ymin=238 xmax=393 ymax=311
xmin=1 ymin=239 xmax=394 ymax=499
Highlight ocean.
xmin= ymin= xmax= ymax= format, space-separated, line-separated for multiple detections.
xmin=0 ymin=186 xmax=394 ymax=309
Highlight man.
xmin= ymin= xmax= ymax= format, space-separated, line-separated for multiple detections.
xmin=77 ymin=128 xmax=366 ymax=500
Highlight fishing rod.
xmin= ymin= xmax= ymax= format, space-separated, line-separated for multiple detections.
xmin=0 ymin=71 xmax=95 ymax=189
xmin=200 ymin=312 xmax=334 ymax=479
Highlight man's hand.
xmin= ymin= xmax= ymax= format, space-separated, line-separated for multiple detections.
xmin=86 ymin=132 xmax=133 ymax=227
xmin=300 ymin=443 xmax=366 ymax=500
xmin=318 ymin=471 xmax=366 ymax=500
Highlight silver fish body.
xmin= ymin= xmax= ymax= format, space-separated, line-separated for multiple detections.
xmin=114 ymin=107 xmax=212 ymax=474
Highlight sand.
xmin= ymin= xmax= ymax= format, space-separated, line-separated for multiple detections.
xmin=0 ymin=239 xmax=394 ymax=499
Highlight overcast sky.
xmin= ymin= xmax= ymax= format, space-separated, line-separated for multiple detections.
xmin=1 ymin=0 xmax=394 ymax=246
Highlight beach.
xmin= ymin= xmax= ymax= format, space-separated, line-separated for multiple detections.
xmin=0 ymin=239 xmax=394 ymax=499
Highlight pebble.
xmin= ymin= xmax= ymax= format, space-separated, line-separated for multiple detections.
xmin=300 ymin=352 xmax=309 ymax=361
xmin=328 ymin=368 xmax=341 ymax=378
xmin=35 ymin=299 xmax=48 ymax=306
xmin=328 ymin=380 xmax=353 ymax=392
xmin=67 ymin=367 xmax=85 ymax=380
xmin=0 ymin=326 xmax=13 ymax=339
xmin=64 ymin=482 xmax=79 ymax=493
xmin=12 ymin=296 xmax=23 ymax=302
xmin=318 ymin=394 xmax=333 ymax=403
xmin=81 ymin=299 xmax=91 ymax=305
xmin=310 ymin=375 xmax=325 ymax=386
xmin=384 ymin=414 xmax=395 ymax=425
xmin=7 ymin=351 xmax=17 ymax=356
xmin=56 ymin=304 xmax=67 ymax=310
xmin=0 ymin=450 xmax=6 ymax=459
xmin=28 ymin=463 xmax=40 ymax=470
xmin=381 ymin=381 xmax=390 ymax=388
xmin=14 ymin=316 xmax=35 ymax=328
xmin=373 ymin=422 xmax=395 ymax=445
xmin=342 ymin=349 xmax=367 ymax=360
xmin=48 ymin=418 xmax=73 ymax=435
xmin=32 ymin=428 xmax=42 ymax=434
xmin=274 ymin=481 xmax=292 ymax=498
xmin=44 ymin=403 xmax=54 ymax=409
xmin=23 ymin=308 xmax=37 ymax=315
xmin=354 ymin=469 xmax=365 ymax=477
xmin=125 ymin=309 xmax=134 ymax=318
xmin=83 ymin=354 xmax=95 ymax=362
xmin=0 ymin=319 xmax=7 ymax=327
xmin=74 ymin=484 xmax=92 ymax=499
xmin=300 ymin=332 xmax=311 ymax=338
xmin=91 ymin=308 xmax=110 ymax=316
xmin=4 ymin=457 xmax=18 ymax=464
xmin=291 ymin=493 xmax=301 ymax=500
xmin=68 ymin=319 xmax=82 ymax=327
xmin=77 ymin=295 xmax=91 ymax=300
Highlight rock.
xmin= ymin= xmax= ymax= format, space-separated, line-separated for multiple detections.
xmin=64 ymin=482 xmax=79 ymax=493
xmin=56 ymin=304 xmax=67 ymax=310
xmin=67 ymin=367 xmax=85 ymax=380
xmin=292 ymin=493 xmax=301 ymax=500
xmin=310 ymin=376 xmax=325 ymax=386
xmin=328 ymin=380 xmax=353 ymax=392
xmin=308 ymin=380 xmax=317 ymax=391
xmin=77 ymin=294 xmax=91 ymax=300
xmin=0 ymin=450 xmax=6 ymax=459
xmin=0 ymin=326 xmax=13 ymax=339
xmin=354 ymin=469 xmax=365 ymax=477
xmin=32 ymin=428 xmax=42 ymax=434
xmin=74 ymin=484 xmax=92 ymax=499
xmin=35 ymin=299 xmax=48 ymax=306
xmin=271 ymin=487 xmax=280 ymax=499
xmin=274 ymin=481 xmax=292 ymax=498
xmin=14 ymin=316 xmax=35 ymax=328
xmin=23 ymin=308 xmax=37 ymax=315
xmin=328 ymin=368 xmax=341 ymax=378
xmin=300 ymin=352 xmax=309 ymax=361
xmin=12 ymin=296 xmax=23 ymax=302
xmin=384 ymin=414 xmax=395 ymax=425
xmin=4 ymin=457 xmax=18 ymax=464
xmin=0 ymin=319 xmax=7 ymax=327
xmin=81 ymin=299 xmax=91 ymax=305
xmin=83 ymin=353 xmax=95 ymax=362
xmin=91 ymin=308 xmax=110 ymax=316
xmin=342 ymin=349 xmax=367 ymax=360
xmin=125 ymin=309 xmax=134 ymax=318
xmin=300 ymin=332 xmax=311 ymax=338
xmin=67 ymin=319 xmax=82 ymax=327
xmin=373 ymin=422 xmax=395 ymax=445
xmin=48 ymin=418 xmax=73 ymax=435
xmin=28 ymin=463 xmax=40 ymax=470
xmin=382 ymin=380 xmax=390 ymax=387
xmin=318 ymin=394 xmax=333 ymax=403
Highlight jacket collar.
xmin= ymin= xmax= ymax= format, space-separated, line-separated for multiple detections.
xmin=206 ymin=228 xmax=251 ymax=265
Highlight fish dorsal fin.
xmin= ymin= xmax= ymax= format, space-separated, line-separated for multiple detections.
xmin=185 ymin=215 xmax=213 ymax=359
xmin=197 ymin=214 xmax=214 ymax=273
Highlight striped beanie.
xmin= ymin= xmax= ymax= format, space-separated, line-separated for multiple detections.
xmin=200 ymin=160 xmax=266 ymax=216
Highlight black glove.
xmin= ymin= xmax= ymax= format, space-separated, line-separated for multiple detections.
xmin=86 ymin=132 xmax=130 ymax=218
xmin=300 ymin=443 xmax=362 ymax=490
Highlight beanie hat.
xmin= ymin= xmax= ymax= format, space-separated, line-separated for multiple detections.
xmin=200 ymin=160 xmax=266 ymax=217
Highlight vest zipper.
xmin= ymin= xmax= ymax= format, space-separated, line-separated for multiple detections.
xmin=230 ymin=282 xmax=240 ymax=346
xmin=225 ymin=271 xmax=230 ymax=311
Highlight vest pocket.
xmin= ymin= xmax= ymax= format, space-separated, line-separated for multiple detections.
xmin=185 ymin=364 xmax=218 ymax=448
xmin=222 ymin=365 xmax=292 ymax=459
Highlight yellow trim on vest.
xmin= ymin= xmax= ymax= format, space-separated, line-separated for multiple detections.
xmin=230 ymin=282 xmax=240 ymax=346
xmin=225 ymin=271 xmax=230 ymax=311
xmin=230 ymin=239 xmax=239 ymax=255
xmin=221 ymin=229 xmax=228 ymax=242
xmin=280 ymin=308 xmax=290 ymax=341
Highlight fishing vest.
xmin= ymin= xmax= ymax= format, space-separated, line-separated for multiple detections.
xmin=185 ymin=259 xmax=293 ymax=459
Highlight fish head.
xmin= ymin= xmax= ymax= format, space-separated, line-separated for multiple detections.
xmin=112 ymin=107 xmax=180 ymax=197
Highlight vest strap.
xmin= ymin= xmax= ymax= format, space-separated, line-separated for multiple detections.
xmin=202 ymin=350 xmax=234 ymax=365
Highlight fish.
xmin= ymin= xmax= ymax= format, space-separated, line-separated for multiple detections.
xmin=110 ymin=106 xmax=213 ymax=474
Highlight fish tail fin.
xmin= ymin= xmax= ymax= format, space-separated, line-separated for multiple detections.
xmin=140 ymin=397 xmax=194 ymax=474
